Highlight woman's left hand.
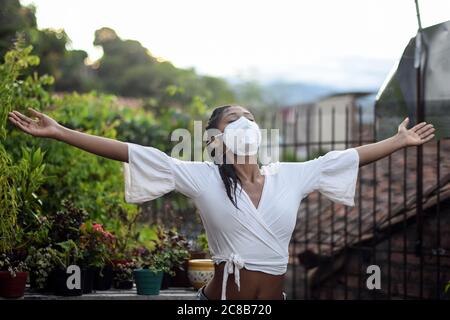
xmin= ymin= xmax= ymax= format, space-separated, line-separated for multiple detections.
xmin=397 ymin=117 xmax=436 ymax=147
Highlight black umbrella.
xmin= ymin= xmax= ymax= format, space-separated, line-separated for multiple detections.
xmin=375 ymin=18 xmax=450 ymax=140
xmin=376 ymin=1 xmax=449 ymax=276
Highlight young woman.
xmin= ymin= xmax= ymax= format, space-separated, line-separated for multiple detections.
xmin=8 ymin=105 xmax=435 ymax=300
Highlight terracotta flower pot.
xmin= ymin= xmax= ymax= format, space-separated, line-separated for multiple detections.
xmin=187 ymin=259 xmax=214 ymax=289
xmin=0 ymin=271 xmax=28 ymax=299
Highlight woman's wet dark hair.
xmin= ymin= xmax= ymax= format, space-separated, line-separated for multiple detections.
xmin=205 ymin=105 xmax=242 ymax=209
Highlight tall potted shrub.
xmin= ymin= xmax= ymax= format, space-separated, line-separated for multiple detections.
xmin=0 ymin=144 xmax=47 ymax=298
xmin=0 ymin=145 xmax=26 ymax=298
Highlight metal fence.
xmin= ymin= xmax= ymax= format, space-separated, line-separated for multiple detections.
xmin=257 ymin=104 xmax=450 ymax=300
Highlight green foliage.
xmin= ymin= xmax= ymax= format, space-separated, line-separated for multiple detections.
xmin=36 ymin=93 xmax=126 ymax=223
xmin=155 ymin=227 xmax=190 ymax=273
xmin=195 ymin=232 xmax=209 ymax=253
xmin=53 ymin=239 xmax=83 ymax=270
xmin=0 ymin=0 xmax=37 ymax=58
xmin=0 ymin=36 xmax=209 ymax=279
xmin=133 ymin=246 xmax=171 ymax=274
xmin=25 ymin=246 xmax=56 ymax=289
xmin=0 ymin=144 xmax=47 ymax=253
xmin=0 ymin=145 xmax=19 ymax=253
xmin=15 ymin=146 xmax=46 ymax=230
xmin=47 ymin=199 xmax=88 ymax=243
xmin=0 ymin=38 xmax=52 ymax=139
xmin=132 ymin=226 xmax=189 ymax=275
xmin=0 ymin=41 xmax=53 ymax=246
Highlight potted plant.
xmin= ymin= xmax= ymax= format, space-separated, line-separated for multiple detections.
xmin=187 ymin=232 xmax=214 ymax=289
xmin=155 ymin=227 xmax=190 ymax=289
xmin=0 ymin=146 xmax=46 ymax=298
xmin=25 ymin=246 xmax=56 ymax=293
xmin=0 ymin=253 xmax=29 ymax=299
xmin=189 ymin=232 xmax=210 ymax=259
xmin=133 ymin=245 xmax=171 ymax=296
xmin=79 ymin=221 xmax=116 ymax=291
xmin=112 ymin=260 xmax=136 ymax=290
xmin=45 ymin=198 xmax=93 ymax=293
xmin=51 ymin=240 xmax=84 ymax=296
xmin=48 ymin=199 xmax=88 ymax=243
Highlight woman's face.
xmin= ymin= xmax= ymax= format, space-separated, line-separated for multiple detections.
xmin=216 ymin=106 xmax=256 ymax=132
xmin=207 ymin=106 xmax=258 ymax=162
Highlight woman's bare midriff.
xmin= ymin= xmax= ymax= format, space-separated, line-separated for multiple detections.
xmin=203 ymin=262 xmax=286 ymax=300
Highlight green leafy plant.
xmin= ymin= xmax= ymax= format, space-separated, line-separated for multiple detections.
xmin=0 ymin=37 xmax=52 ymax=140
xmin=0 ymin=145 xmax=48 ymax=253
xmin=196 ymin=232 xmax=209 ymax=253
xmin=48 ymin=198 xmax=88 ymax=243
xmin=0 ymin=145 xmax=20 ymax=253
xmin=133 ymin=246 xmax=171 ymax=274
xmin=155 ymin=227 xmax=190 ymax=274
xmin=25 ymin=246 xmax=57 ymax=289
xmin=52 ymin=240 xmax=83 ymax=270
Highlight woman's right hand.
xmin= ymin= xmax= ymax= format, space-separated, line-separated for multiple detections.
xmin=8 ymin=107 xmax=62 ymax=139
xmin=9 ymin=107 xmax=128 ymax=162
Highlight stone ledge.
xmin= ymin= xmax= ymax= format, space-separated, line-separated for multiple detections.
xmin=3 ymin=287 xmax=198 ymax=300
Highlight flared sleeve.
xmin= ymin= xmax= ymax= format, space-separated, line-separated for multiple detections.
xmin=299 ymin=148 xmax=360 ymax=206
xmin=123 ymin=142 xmax=211 ymax=203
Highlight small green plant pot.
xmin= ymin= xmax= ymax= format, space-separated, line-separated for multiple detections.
xmin=133 ymin=269 xmax=163 ymax=295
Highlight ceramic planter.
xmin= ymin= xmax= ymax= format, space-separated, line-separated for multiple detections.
xmin=187 ymin=259 xmax=214 ymax=289
xmin=133 ymin=269 xmax=163 ymax=295
xmin=0 ymin=271 xmax=28 ymax=298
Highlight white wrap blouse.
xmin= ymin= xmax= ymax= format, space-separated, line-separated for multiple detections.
xmin=123 ymin=142 xmax=360 ymax=299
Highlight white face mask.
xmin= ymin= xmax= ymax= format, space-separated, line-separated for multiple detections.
xmin=217 ymin=116 xmax=262 ymax=156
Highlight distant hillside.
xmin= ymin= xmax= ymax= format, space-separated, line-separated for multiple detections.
xmin=229 ymin=78 xmax=346 ymax=107
xmin=261 ymin=80 xmax=338 ymax=105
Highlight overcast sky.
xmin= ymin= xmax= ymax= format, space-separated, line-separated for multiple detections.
xmin=21 ymin=0 xmax=450 ymax=90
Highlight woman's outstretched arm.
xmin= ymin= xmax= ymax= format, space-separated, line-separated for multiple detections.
xmin=355 ymin=117 xmax=435 ymax=167
xmin=8 ymin=107 xmax=129 ymax=163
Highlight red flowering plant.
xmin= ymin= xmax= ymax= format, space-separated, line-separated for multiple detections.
xmin=79 ymin=220 xmax=116 ymax=269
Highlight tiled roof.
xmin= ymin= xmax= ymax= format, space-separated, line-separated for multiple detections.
xmin=291 ymin=138 xmax=450 ymax=266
